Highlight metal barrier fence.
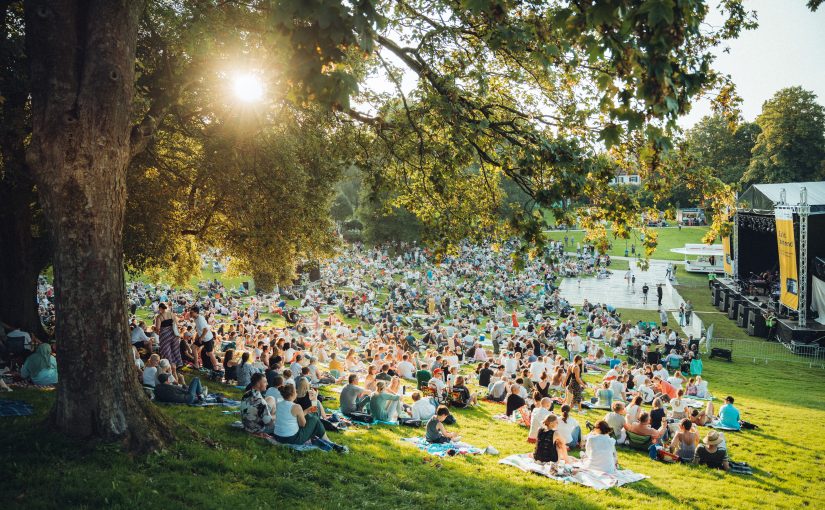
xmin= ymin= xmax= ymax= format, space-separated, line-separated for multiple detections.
xmin=706 ymin=336 xmax=825 ymax=369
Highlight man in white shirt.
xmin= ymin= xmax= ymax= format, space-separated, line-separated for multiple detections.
xmin=528 ymin=397 xmax=554 ymax=442
xmin=410 ymin=392 xmax=436 ymax=421
xmin=529 ymin=358 xmax=546 ymax=382
xmin=503 ymin=353 xmax=519 ymax=377
xmin=396 ymin=354 xmax=415 ymax=379
xmin=130 ymin=321 xmax=152 ymax=351
xmin=653 ymin=364 xmax=669 ymax=381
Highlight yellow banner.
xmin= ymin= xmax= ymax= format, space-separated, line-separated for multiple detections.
xmin=722 ymin=236 xmax=733 ymax=276
xmin=775 ymin=209 xmax=799 ymax=310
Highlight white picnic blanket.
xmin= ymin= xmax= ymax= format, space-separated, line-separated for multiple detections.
xmin=499 ymin=454 xmax=648 ymax=490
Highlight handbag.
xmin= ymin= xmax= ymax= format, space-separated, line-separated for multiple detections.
xmin=172 ymin=319 xmax=180 ymax=337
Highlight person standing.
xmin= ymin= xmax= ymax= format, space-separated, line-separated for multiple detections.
xmin=154 ymin=303 xmax=182 ymax=380
xmin=657 ymin=284 xmax=663 ymax=307
xmin=685 ymin=300 xmax=693 ymax=326
xmin=631 ymin=274 xmax=636 ymax=293
xmin=641 ymin=283 xmax=649 ymax=304
xmin=191 ymin=306 xmax=218 ymax=370
xmin=491 ymin=324 xmax=501 ymax=355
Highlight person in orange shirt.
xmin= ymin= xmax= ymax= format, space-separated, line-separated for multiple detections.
xmin=653 ymin=376 xmax=678 ymax=401
xmin=511 ymin=309 xmax=519 ymax=328
xmin=328 ymin=352 xmax=344 ymax=373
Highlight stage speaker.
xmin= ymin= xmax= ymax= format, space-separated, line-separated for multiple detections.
xmin=728 ymin=297 xmax=741 ymax=319
xmin=712 ymin=285 xmax=721 ymax=306
xmin=736 ymin=303 xmax=750 ymax=328
xmin=747 ymin=312 xmax=767 ymax=337
xmin=710 ymin=347 xmax=732 ymax=362
xmin=718 ymin=290 xmax=728 ymax=312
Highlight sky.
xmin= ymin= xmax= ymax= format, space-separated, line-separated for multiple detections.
xmin=679 ymin=0 xmax=825 ymax=128
xmin=364 ymin=1 xmax=825 ymax=130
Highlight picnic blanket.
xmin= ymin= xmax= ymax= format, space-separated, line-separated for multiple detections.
xmin=499 ymin=454 xmax=648 ymax=490
xmin=493 ymin=413 xmax=528 ymax=426
xmin=708 ymin=423 xmax=740 ymax=431
xmin=400 ymin=437 xmax=484 ymax=457
xmin=190 ymin=395 xmax=241 ymax=407
xmin=0 ymin=399 xmax=34 ymax=417
xmin=229 ymin=421 xmax=323 ymax=452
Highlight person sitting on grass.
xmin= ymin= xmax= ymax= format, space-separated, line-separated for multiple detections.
xmin=370 ymin=380 xmax=405 ymax=422
xmin=487 ymin=377 xmax=508 ymax=402
xmin=340 ymin=373 xmax=372 ymax=418
xmin=154 ymin=372 xmax=206 ymax=405
xmin=603 ymin=401 xmax=628 ymax=444
xmin=652 ymin=376 xmax=678 ymax=402
xmin=20 ymin=343 xmax=57 ymax=386
xmin=713 ymin=396 xmax=741 ymax=431
xmin=669 ymin=419 xmax=699 ymax=462
xmin=533 ymin=414 xmax=569 ymax=464
xmin=628 ymin=412 xmax=667 ymax=444
xmin=240 ymin=373 xmax=276 ymax=434
xmin=273 ymin=382 xmax=346 ymax=452
xmin=669 ymin=389 xmax=689 ymax=420
xmin=582 ymin=420 xmax=618 ymax=474
xmin=142 ymin=353 xmax=160 ymax=389
xmin=425 ymin=405 xmax=458 ymax=444
xmin=451 ymin=376 xmax=477 ymax=407
xmin=528 ymin=397 xmax=555 ymax=444
xmin=236 ymin=351 xmax=258 ymax=388
xmin=694 ymin=430 xmax=729 ymax=471
xmin=505 ymin=378 xmax=530 ymax=422
xmin=410 ymin=391 xmax=437 ymax=421
xmin=557 ymin=404 xmax=582 ymax=450
xmin=593 ymin=380 xmax=614 ymax=410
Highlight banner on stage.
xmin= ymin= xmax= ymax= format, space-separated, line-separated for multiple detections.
xmin=722 ymin=236 xmax=733 ymax=276
xmin=775 ymin=209 xmax=798 ymax=310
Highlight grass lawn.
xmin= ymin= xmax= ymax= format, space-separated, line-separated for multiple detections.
xmin=9 ymin=261 xmax=823 ymax=509
xmin=3 ymin=358 xmax=824 ymax=509
xmin=546 ymin=227 xmax=712 ymax=261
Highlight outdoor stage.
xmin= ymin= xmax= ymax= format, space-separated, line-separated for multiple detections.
xmin=711 ymin=276 xmax=825 ymax=345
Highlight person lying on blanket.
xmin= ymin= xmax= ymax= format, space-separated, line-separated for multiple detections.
xmin=425 ymin=405 xmax=458 ymax=444
xmin=689 ymin=400 xmax=716 ymax=427
xmin=154 ymin=373 xmax=207 ymax=405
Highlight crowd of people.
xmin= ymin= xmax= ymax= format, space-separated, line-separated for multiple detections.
xmin=1 ymin=240 xmax=745 ymax=472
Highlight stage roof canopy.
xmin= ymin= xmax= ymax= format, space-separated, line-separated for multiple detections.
xmin=670 ymin=244 xmax=724 ymax=256
xmin=739 ymin=182 xmax=825 ymax=214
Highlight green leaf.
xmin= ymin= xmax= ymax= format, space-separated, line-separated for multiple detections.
xmin=645 ymin=0 xmax=674 ymax=25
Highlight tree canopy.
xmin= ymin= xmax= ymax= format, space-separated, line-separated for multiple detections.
xmin=743 ymin=86 xmax=825 ymax=186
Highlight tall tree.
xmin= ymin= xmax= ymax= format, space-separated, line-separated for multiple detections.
xmin=24 ymin=0 xmax=172 ymax=450
xmin=743 ymin=86 xmax=825 ymax=185
xmin=684 ymin=114 xmax=760 ymax=185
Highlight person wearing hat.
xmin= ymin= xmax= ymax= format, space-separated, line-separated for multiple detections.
xmin=694 ymin=430 xmax=729 ymax=470
xmin=428 ymin=368 xmax=447 ymax=398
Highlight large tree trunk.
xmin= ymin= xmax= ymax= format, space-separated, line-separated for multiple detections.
xmin=25 ymin=0 xmax=172 ymax=452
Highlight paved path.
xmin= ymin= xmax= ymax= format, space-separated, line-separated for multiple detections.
xmin=558 ymin=258 xmax=681 ymax=311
